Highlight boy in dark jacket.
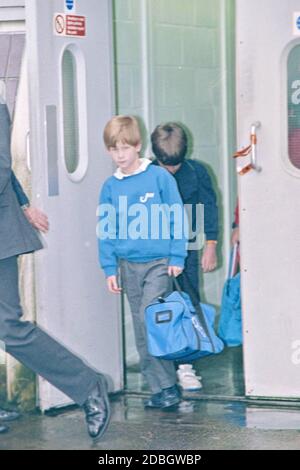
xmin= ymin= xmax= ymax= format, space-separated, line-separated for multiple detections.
xmin=151 ymin=122 xmax=219 ymax=391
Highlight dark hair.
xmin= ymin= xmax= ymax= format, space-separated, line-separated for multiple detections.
xmin=151 ymin=122 xmax=187 ymax=166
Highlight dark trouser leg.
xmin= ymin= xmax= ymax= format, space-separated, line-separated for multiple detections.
xmin=177 ymin=250 xmax=201 ymax=369
xmin=0 ymin=256 xmax=98 ymax=405
xmin=178 ymin=249 xmax=200 ymax=303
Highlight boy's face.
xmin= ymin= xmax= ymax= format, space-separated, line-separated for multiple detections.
xmin=108 ymin=141 xmax=142 ymax=174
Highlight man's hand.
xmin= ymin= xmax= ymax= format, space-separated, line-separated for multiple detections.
xmin=201 ymin=244 xmax=217 ymax=273
xmin=168 ymin=266 xmax=183 ymax=277
xmin=106 ymin=275 xmax=122 ymax=294
xmin=23 ymin=206 xmax=49 ymax=233
xmin=231 ymin=227 xmax=240 ymax=246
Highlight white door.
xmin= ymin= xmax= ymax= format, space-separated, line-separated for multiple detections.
xmin=25 ymin=0 xmax=123 ymax=410
xmin=237 ymin=0 xmax=300 ymax=398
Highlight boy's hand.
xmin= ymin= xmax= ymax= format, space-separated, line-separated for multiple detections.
xmin=202 ymin=244 xmax=217 ymax=273
xmin=106 ymin=275 xmax=122 ymax=294
xmin=168 ymin=266 xmax=183 ymax=277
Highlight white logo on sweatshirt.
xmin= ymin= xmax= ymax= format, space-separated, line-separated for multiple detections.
xmin=140 ymin=192 xmax=155 ymax=203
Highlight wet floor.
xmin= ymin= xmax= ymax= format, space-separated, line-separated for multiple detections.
xmin=1 ymin=347 xmax=300 ymax=449
xmin=1 ymin=394 xmax=300 ymax=450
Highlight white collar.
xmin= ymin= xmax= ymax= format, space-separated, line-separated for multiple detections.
xmin=114 ymin=158 xmax=152 ymax=180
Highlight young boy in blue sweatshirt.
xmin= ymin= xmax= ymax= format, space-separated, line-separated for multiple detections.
xmin=98 ymin=116 xmax=187 ymax=409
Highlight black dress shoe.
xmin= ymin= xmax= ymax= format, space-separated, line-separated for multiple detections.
xmin=83 ymin=375 xmax=111 ymax=440
xmin=0 ymin=424 xmax=8 ymax=434
xmin=144 ymin=392 xmax=163 ymax=409
xmin=144 ymin=386 xmax=181 ymax=409
xmin=161 ymin=385 xmax=181 ymax=408
xmin=0 ymin=408 xmax=20 ymax=422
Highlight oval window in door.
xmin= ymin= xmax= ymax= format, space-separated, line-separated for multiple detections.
xmin=61 ymin=45 xmax=88 ymax=181
xmin=287 ymin=44 xmax=300 ymax=170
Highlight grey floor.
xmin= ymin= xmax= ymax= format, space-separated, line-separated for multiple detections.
xmin=1 ymin=347 xmax=300 ymax=450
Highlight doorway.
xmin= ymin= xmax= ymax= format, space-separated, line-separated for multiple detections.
xmin=112 ymin=0 xmax=243 ymax=400
xmin=118 ymin=0 xmax=300 ymax=404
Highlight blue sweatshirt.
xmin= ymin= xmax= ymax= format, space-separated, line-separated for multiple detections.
xmin=98 ymin=160 xmax=187 ymax=277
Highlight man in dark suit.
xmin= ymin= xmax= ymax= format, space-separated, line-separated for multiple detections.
xmin=0 ymin=172 xmax=50 ymax=434
xmin=0 ymin=102 xmax=110 ymax=440
xmin=0 ymin=172 xmax=48 ymax=433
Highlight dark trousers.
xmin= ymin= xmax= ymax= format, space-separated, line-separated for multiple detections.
xmin=178 ymin=250 xmax=200 ymax=303
xmin=0 ymin=256 xmax=98 ymax=405
xmin=176 ymin=250 xmax=201 ymax=367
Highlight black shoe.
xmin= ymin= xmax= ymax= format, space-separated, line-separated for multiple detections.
xmin=144 ymin=392 xmax=163 ymax=409
xmin=83 ymin=375 xmax=111 ymax=440
xmin=144 ymin=386 xmax=181 ymax=410
xmin=0 ymin=424 xmax=8 ymax=434
xmin=161 ymin=385 xmax=181 ymax=408
xmin=0 ymin=408 xmax=20 ymax=422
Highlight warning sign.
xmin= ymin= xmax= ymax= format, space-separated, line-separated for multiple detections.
xmin=54 ymin=13 xmax=86 ymax=37
xmin=66 ymin=15 xmax=86 ymax=36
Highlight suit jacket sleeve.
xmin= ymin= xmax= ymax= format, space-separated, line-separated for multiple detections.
xmin=11 ymin=172 xmax=30 ymax=206
xmin=0 ymin=104 xmax=12 ymax=195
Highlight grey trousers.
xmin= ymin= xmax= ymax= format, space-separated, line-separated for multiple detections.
xmin=120 ymin=258 xmax=177 ymax=394
xmin=0 ymin=256 xmax=98 ymax=405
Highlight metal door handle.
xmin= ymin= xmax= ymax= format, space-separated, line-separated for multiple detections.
xmin=234 ymin=121 xmax=262 ymax=175
xmin=250 ymin=121 xmax=261 ymax=172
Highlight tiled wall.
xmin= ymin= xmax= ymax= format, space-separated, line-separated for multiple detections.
xmin=113 ymin=0 xmax=144 ymax=116
xmin=150 ymin=0 xmax=221 ymax=161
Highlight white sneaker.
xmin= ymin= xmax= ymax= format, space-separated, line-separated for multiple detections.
xmin=177 ymin=364 xmax=202 ymax=391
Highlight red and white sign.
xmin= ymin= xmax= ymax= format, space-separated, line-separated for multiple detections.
xmin=54 ymin=13 xmax=86 ymax=37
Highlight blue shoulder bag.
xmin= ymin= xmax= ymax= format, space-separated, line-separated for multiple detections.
xmin=218 ymin=244 xmax=242 ymax=346
xmin=145 ymin=273 xmax=224 ymax=362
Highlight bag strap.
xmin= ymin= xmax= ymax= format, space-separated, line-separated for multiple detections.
xmin=173 ymin=273 xmax=216 ymax=352
xmin=228 ymin=242 xmax=239 ymax=279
